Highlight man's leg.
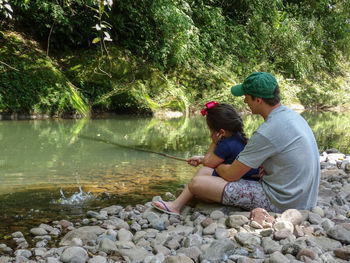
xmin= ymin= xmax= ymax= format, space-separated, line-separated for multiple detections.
xmin=221 ymin=179 xmax=279 ymax=212
xmin=153 ymin=166 xmax=214 ymax=214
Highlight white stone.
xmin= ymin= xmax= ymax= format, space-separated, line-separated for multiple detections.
xmin=60 ymin=247 xmax=88 ymax=263
xmin=88 ymin=256 xmax=107 ymax=263
xmin=273 ymin=220 xmax=294 ymax=233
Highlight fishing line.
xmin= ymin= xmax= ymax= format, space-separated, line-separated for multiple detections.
xmin=78 ymin=134 xmax=188 ymax=162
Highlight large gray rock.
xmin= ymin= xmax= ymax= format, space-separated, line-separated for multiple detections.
xmin=322 ymin=218 xmax=335 ymax=232
xmin=30 ymin=227 xmax=48 ymax=236
xmin=327 ymin=225 xmax=350 ymax=244
xmin=100 ymin=205 xmax=123 ymax=215
xmin=101 ymin=217 xmax=130 ymax=230
xmin=14 ymin=249 xmax=32 ymax=258
xmin=39 ymin=223 xmax=54 ymax=232
xmin=163 ymin=255 xmax=193 ymax=263
xmin=144 ymin=254 xmax=165 ymax=263
xmin=235 ymin=232 xmax=261 ymax=246
xmin=149 ymin=218 xmax=166 ymax=231
xmin=46 ymin=257 xmax=61 ymax=263
xmin=210 ymin=210 xmax=225 ymax=220
xmin=117 ymin=229 xmax=133 ymax=242
xmin=182 ymin=234 xmax=202 ymax=248
xmin=151 ymin=232 xmax=171 ymax=247
xmin=98 ymin=238 xmax=118 ymax=254
xmin=11 ymin=232 xmax=24 ymax=238
xmin=88 ymin=255 xmax=107 ymax=263
xmin=261 ymin=237 xmax=281 ymax=254
xmin=226 ymin=215 xmax=249 ymax=229
xmin=60 ymin=247 xmax=88 ymax=263
xmin=308 ymin=212 xmax=323 ymax=225
xmin=115 ymin=240 xmax=135 ymax=249
xmin=177 ymin=246 xmax=201 ymax=262
xmin=269 ymin=251 xmax=289 ymax=263
xmin=0 ymin=256 xmax=11 ymax=263
xmin=200 ymin=238 xmax=237 ymax=263
xmin=203 ymin=223 xmax=218 ymax=235
xmin=166 ymin=225 xmax=194 ymax=236
xmin=59 ymin=226 xmax=105 ymax=246
xmin=308 ymin=235 xmax=342 ymax=251
xmin=119 ymin=247 xmax=151 ymax=262
xmin=153 ymin=244 xmax=171 ymax=256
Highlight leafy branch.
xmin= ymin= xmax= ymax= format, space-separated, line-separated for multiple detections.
xmin=0 ymin=60 xmax=19 ymax=71
xmin=89 ymin=0 xmax=113 ymax=78
xmin=0 ymin=0 xmax=13 ymax=19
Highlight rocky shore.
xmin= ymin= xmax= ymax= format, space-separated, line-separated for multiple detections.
xmin=1 ymin=150 xmax=350 ymax=263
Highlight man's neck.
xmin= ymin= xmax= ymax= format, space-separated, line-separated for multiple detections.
xmin=261 ymin=103 xmax=281 ymax=120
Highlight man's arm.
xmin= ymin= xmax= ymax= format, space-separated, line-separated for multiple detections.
xmin=216 ymin=159 xmax=252 ymax=182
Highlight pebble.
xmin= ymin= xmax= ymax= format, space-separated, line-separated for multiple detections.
xmin=1 ymin=151 xmax=350 ymax=262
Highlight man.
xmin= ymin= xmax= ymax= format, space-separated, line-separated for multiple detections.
xmin=188 ymin=72 xmax=320 ymax=212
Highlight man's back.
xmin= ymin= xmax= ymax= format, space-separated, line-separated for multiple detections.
xmin=237 ymin=105 xmax=320 ymax=211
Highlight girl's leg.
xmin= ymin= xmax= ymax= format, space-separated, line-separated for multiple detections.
xmin=188 ymin=174 xmax=228 ymax=203
xmin=153 ymin=166 xmax=214 ymax=214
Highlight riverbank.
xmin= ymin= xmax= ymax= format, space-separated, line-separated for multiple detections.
xmin=0 ymin=151 xmax=350 ymax=263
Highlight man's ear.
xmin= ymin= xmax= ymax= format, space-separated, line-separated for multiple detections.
xmin=256 ymin=97 xmax=263 ymax=104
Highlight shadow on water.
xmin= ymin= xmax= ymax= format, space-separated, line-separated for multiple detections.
xmin=0 ymin=111 xmax=349 ymax=239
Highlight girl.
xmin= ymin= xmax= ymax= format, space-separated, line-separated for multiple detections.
xmin=152 ymin=101 xmax=259 ymax=215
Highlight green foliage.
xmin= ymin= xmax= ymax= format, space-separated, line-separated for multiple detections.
xmin=111 ymin=0 xmax=200 ymax=69
xmin=58 ymin=42 xmax=203 ymax=114
xmin=0 ymin=31 xmax=86 ymax=115
xmin=296 ymin=68 xmax=350 ymax=109
xmin=10 ymin=0 xmax=97 ymax=50
xmin=109 ymin=81 xmax=152 ymax=114
xmin=2 ymin=0 xmax=350 ymax=114
xmin=0 ymin=0 xmax=13 ymax=19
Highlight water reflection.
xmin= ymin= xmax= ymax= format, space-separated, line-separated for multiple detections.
xmin=0 ymin=112 xmax=349 ymax=196
xmin=0 ymin=111 xmax=349 ymax=236
xmin=301 ymin=111 xmax=350 ymax=153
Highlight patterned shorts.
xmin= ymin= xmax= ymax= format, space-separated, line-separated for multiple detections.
xmin=222 ymin=179 xmax=280 ymax=212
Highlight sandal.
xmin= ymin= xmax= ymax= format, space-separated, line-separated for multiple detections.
xmin=151 ymin=201 xmax=180 ymax=216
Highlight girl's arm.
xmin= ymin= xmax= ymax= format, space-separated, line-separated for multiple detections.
xmin=188 ymin=131 xmax=224 ymax=168
xmin=201 ymin=141 xmax=224 ymax=168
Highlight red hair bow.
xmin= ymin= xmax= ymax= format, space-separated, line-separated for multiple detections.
xmin=201 ymin=101 xmax=219 ymax=116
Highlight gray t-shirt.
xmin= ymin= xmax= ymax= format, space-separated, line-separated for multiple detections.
xmin=237 ymin=105 xmax=320 ymax=211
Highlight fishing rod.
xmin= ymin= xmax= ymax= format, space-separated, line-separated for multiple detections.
xmin=78 ymin=134 xmax=188 ymax=162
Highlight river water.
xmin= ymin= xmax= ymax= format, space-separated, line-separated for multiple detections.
xmin=0 ymin=111 xmax=349 ymax=237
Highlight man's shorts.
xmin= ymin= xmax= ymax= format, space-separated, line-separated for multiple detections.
xmin=221 ymin=179 xmax=280 ymax=212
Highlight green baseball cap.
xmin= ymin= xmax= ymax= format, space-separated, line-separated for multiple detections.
xmin=231 ymin=72 xmax=278 ymax=98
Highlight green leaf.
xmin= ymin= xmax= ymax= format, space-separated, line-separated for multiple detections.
xmin=92 ymin=37 xmax=100 ymax=44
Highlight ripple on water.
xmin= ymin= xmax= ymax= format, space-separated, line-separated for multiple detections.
xmin=0 ymin=176 xmax=187 ymax=241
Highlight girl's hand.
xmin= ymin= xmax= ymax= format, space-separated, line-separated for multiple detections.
xmin=187 ymin=156 xmax=203 ymax=167
xmin=211 ymin=131 xmax=223 ymax=145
